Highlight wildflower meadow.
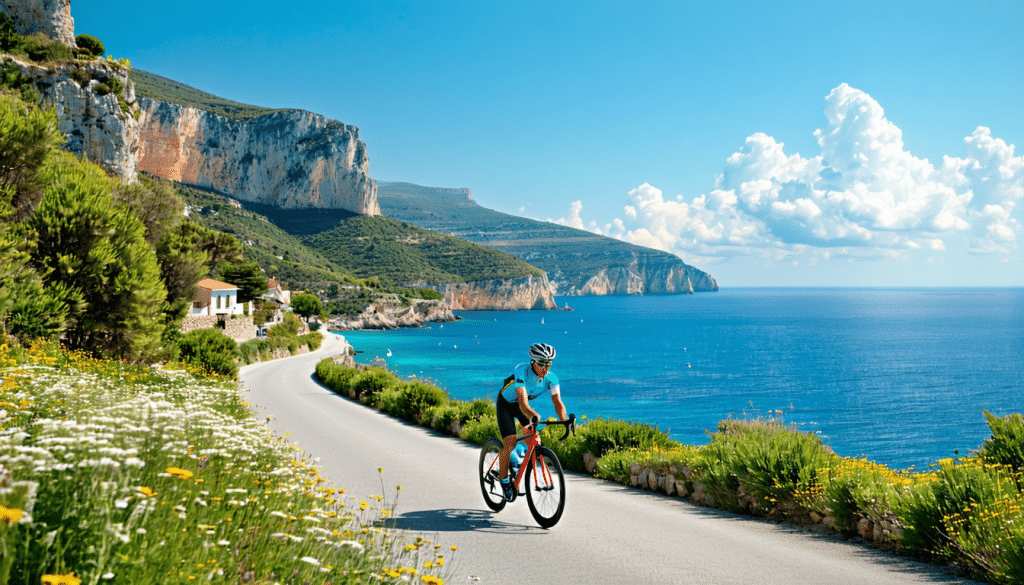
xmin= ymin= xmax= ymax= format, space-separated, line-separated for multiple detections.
xmin=0 ymin=341 xmax=452 ymax=585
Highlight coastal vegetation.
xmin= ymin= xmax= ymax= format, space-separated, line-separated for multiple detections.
xmin=301 ymin=215 xmax=544 ymax=285
xmin=315 ymin=358 xmax=1024 ymax=584
xmin=0 ymin=340 xmax=452 ymax=584
xmin=176 ymin=182 xmax=537 ymax=318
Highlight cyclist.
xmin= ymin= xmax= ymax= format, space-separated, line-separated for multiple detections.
xmin=496 ymin=342 xmax=568 ymax=501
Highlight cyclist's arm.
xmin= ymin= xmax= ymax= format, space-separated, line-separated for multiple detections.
xmin=551 ymin=392 xmax=568 ymax=421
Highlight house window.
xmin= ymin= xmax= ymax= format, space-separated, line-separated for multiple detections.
xmin=217 ymin=295 xmax=221 ymax=309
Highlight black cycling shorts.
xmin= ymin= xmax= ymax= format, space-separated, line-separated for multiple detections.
xmin=496 ymin=392 xmax=529 ymax=439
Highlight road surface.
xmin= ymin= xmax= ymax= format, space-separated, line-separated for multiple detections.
xmin=240 ymin=333 xmax=977 ymax=585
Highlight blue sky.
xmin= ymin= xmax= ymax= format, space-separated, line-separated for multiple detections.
xmin=72 ymin=1 xmax=1023 ymax=287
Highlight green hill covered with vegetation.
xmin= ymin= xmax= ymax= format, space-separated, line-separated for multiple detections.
xmin=172 ymin=180 xmax=359 ymax=289
xmin=175 ymin=182 xmax=543 ymax=289
xmin=130 ymin=69 xmax=285 ymax=120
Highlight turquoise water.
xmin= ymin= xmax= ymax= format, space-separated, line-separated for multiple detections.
xmin=337 ymin=288 xmax=1024 ymax=470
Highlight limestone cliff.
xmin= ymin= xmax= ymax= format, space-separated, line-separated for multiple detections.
xmin=3 ymin=56 xmax=140 ymax=180
xmin=545 ymin=257 xmax=718 ymax=296
xmin=0 ymin=0 xmax=74 ymax=46
xmin=329 ymin=299 xmax=455 ymax=330
xmin=418 ymin=274 xmax=559 ymax=311
xmin=136 ymin=98 xmax=379 ymax=215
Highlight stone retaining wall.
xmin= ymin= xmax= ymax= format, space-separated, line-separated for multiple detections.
xmin=618 ymin=460 xmax=902 ymax=549
xmin=180 ymin=315 xmax=255 ymax=342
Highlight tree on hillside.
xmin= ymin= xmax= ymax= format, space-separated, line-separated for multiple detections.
xmin=0 ymin=225 xmax=67 ymax=341
xmin=30 ymin=152 xmax=167 ymax=360
xmin=178 ymin=220 xmax=244 ymax=267
xmin=290 ymin=292 xmax=323 ymax=320
xmin=218 ymin=261 xmax=268 ymax=303
xmin=0 ymin=95 xmax=64 ymax=221
xmin=113 ymin=175 xmax=184 ymax=246
xmin=0 ymin=96 xmax=67 ymax=341
xmin=155 ymin=221 xmax=210 ymax=328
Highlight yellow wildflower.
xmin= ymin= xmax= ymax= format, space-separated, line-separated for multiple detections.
xmin=0 ymin=505 xmax=23 ymax=523
xmin=165 ymin=467 xmax=194 ymax=480
xmin=41 ymin=573 xmax=82 ymax=585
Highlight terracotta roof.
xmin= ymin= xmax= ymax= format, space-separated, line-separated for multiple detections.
xmin=196 ymin=278 xmax=237 ymax=291
xmin=268 ymin=278 xmax=280 ymax=290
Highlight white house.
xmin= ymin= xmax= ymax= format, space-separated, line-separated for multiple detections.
xmin=191 ymin=278 xmax=246 ymax=316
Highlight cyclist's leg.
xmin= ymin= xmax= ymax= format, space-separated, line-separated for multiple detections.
xmin=495 ymin=394 xmax=520 ymax=480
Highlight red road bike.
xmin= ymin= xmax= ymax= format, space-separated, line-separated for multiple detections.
xmin=478 ymin=415 xmax=575 ymax=528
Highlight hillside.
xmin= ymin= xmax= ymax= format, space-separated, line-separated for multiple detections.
xmin=377 ymin=182 xmax=718 ymax=295
xmin=173 ymin=181 xmax=358 ymax=288
xmin=175 ymin=182 xmax=543 ymax=289
xmin=130 ymin=69 xmax=285 ymax=120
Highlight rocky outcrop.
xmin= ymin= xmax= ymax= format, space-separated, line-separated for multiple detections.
xmin=0 ymin=0 xmax=75 ymax=47
xmin=3 ymin=56 xmax=140 ymax=181
xmin=551 ymin=261 xmax=718 ymax=296
xmin=329 ymin=299 xmax=455 ymax=330
xmin=136 ymin=98 xmax=379 ymax=215
xmin=421 ymin=274 xmax=559 ymax=311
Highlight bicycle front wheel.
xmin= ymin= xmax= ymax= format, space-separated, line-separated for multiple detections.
xmin=478 ymin=438 xmax=506 ymax=512
xmin=525 ymin=445 xmax=565 ymax=528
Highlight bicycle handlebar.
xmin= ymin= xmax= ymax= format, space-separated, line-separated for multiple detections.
xmin=523 ymin=413 xmax=576 ymax=441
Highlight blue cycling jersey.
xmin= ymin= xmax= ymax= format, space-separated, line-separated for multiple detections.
xmin=499 ymin=363 xmax=560 ymax=403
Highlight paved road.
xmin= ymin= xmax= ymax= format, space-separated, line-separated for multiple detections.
xmin=240 ymin=333 xmax=977 ymax=585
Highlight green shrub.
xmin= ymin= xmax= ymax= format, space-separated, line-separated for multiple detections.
xmin=551 ymin=418 xmax=678 ymax=471
xmin=75 ymin=34 xmax=104 ymax=58
xmin=351 ymin=367 xmax=397 ymax=405
xmin=391 ymin=380 xmax=448 ymax=424
xmin=177 ymin=328 xmax=238 ymax=378
xmin=976 ymin=411 xmax=1024 ymax=474
xmin=375 ymin=386 xmax=403 ymax=417
xmin=698 ymin=419 xmax=835 ymax=515
xmin=460 ymin=414 xmax=500 ymax=445
xmin=238 ymin=339 xmax=271 ymax=364
xmin=899 ymin=459 xmax=1024 ymax=582
xmin=301 ymin=331 xmax=323 ymax=350
xmin=20 ymin=32 xmax=74 ymax=63
xmin=314 ymin=358 xmax=361 ymax=395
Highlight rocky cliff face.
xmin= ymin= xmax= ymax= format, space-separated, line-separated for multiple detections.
xmin=3 ymin=56 xmax=139 ymax=180
xmin=329 ymin=299 xmax=455 ymax=330
xmin=548 ymin=259 xmax=718 ymax=296
xmin=0 ymin=0 xmax=75 ymax=46
xmin=420 ymin=274 xmax=559 ymax=311
xmin=136 ymin=98 xmax=379 ymax=215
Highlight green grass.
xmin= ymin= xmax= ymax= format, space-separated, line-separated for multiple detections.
xmin=0 ymin=341 xmax=453 ymax=584
xmin=130 ymin=69 xmax=284 ymax=120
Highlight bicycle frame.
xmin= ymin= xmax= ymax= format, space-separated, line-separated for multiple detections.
xmin=487 ymin=418 xmax=573 ymax=495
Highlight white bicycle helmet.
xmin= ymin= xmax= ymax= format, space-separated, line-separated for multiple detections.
xmin=528 ymin=342 xmax=556 ymax=362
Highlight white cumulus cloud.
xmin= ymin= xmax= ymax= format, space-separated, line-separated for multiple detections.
xmin=555 ymin=83 xmax=1023 ymax=265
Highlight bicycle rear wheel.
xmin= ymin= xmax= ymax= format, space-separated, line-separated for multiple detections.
xmin=525 ymin=446 xmax=565 ymax=528
xmin=478 ymin=438 xmax=506 ymax=512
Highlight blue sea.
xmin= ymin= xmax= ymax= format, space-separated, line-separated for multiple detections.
xmin=337 ymin=288 xmax=1023 ymax=470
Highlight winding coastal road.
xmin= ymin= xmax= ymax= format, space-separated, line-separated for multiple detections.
xmin=240 ymin=333 xmax=978 ymax=585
